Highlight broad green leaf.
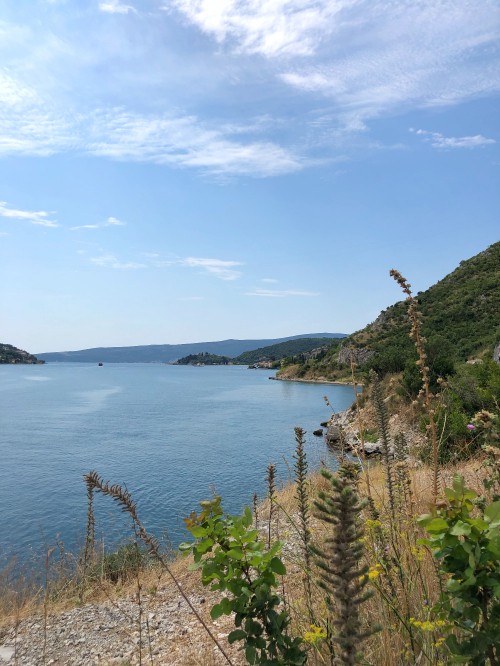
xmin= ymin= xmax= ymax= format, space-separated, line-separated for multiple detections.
xmin=486 ymin=535 xmax=500 ymax=558
xmin=220 ymin=596 xmax=232 ymax=614
xmin=269 ymin=557 xmax=287 ymax=575
xmin=243 ymin=506 xmax=253 ymax=527
xmin=196 ymin=538 xmax=214 ymax=554
xmin=450 ymin=521 xmax=471 ymax=536
xmin=210 ymin=603 xmax=224 ymax=620
xmin=245 ymin=645 xmax=257 ymax=664
xmin=178 ymin=541 xmax=192 ymax=552
xmin=424 ymin=518 xmax=449 ymax=534
xmin=445 ymin=488 xmax=458 ymax=501
xmin=417 ymin=513 xmax=434 ymax=527
xmin=228 ymin=629 xmax=246 ymax=644
xmin=485 ymin=501 xmax=500 ymax=525
xmin=189 ymin=525 xmax=207 ymax=538
xmin=452 ymin=474 xmax=465 ymax=495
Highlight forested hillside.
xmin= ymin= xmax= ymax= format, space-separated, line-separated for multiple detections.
xmin=279 ymin=241 xmax=500 ymax=381
xmin=0 ymin=344 xmax=44 ymax=364
xmin=234 ymin=337 xmax=340 ymax=365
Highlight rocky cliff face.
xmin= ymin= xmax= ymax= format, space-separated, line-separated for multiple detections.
xmin=494 ymin=343 xmax=500 ymax=364
xmin=337 ymin=345 xmax=375 ymax=367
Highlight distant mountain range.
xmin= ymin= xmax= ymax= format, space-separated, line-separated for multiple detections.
xmin=36 ymin=333 xmax=346 ymax=363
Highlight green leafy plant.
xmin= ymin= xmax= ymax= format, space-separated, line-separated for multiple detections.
xmin=181 ymin=496 xmax=306 ymax=665
xmin=419 ymin=474 xmax=500 ymax=664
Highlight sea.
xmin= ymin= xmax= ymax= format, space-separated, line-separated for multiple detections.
xmin=0 ymin=363 xmax=356 ymax=569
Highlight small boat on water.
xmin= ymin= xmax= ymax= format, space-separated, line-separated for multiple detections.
xmin=98 ymin=362 xmax=103 ymax=366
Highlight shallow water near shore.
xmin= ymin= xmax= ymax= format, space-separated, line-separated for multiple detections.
xmin=0 ymin=363 xmax=356 ymax=568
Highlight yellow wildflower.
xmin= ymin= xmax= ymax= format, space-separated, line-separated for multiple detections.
xmin=365 ymin=519 xmax=382 ymax=529
xmin=367 ymin=564 xmax=383 ymax=580
xmin=303 ymin=624 xmax=327 ymax=644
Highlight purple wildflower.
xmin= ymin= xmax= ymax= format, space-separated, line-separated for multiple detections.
xmin=467 ymin=424 xmax=475 ymax=431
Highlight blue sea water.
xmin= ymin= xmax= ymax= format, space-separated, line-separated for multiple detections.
xmin=0 ymin=363 xmax=355 ymax=564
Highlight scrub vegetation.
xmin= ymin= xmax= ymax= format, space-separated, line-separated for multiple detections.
xmin=1 ymin=246 xmax=499 ymax=665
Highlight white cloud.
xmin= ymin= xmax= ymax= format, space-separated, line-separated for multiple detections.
xmin=87 ymin=110 xmax=303 ymax=176
xmin=246 ymin=288 xmax=319 ymax=297
xmin=71 ymin=215 xmax=126 ymax=230
xmin=0 ymin=71 xmax=39 ymax=107
xmin=170 ymin=0 xmax=346 ymax=57
xmin=279 ymin=1 xmax=500 ymax=126
xmin=90 ymin=253 xmax=146 ymax=269
xmin=412 ymin=129 xmax=496 ymax=149
xmin=0 ymin=201 xmax=58 ymax=227
xmin=261 ymin=277 xmax=278 ymax=283
xmin=98 ymin=0 xmax=137 ymax=14
xmin=181 ymin=256 xmax=243 ymax=280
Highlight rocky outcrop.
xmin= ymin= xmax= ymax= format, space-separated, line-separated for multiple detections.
xmin=337 ymin=346 xmax=374 ymax=367
xmin=494 ymin=343 xmax=500 ymax=364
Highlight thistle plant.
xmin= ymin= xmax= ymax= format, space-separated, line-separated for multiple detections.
xmin=80 ymin=474 xmax=96 ymax=602
xmin=393 ymin=433 xmax=413 ymax=515
xmin=293 ymin=427 xmax=313 ymax=621
xmin=253 ymin=492 xmax=259 ymax=530
xmin=390 ymin=269 xmax=440 ymax=502
xmin=267 ymin=463 xmax=277 ymax=549
xmin=311 ymin=465 xmax=375 ymax=665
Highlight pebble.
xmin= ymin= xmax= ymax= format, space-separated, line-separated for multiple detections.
xmin=0 ymin=588 xmax=244 ymax=665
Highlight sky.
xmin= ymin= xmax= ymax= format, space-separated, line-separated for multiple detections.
xmin=0 ymin=0 xmax=499 ymax=354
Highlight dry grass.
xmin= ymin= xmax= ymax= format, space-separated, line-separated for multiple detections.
xmin=0 ymin=456 xmax=490 ymax=666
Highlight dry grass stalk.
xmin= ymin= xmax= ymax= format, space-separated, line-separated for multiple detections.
xmin=83 ymin=471 xmax=235 ymax=666
xmin=390 ymin=269 xmax=440 ymax=503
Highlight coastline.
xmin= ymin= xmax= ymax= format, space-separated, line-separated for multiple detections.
xmin=269 ymin=375 xmax=360 ymax=387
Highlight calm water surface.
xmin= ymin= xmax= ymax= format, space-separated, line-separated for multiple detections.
xmin=0 ymin=364 xmax=355 ymax=564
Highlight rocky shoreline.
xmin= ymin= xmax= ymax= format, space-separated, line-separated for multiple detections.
xmin=269 ymin=375 xmax=357 ymax=387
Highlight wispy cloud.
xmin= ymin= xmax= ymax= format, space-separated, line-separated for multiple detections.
xmin=87 ymin=110 xmax=303 ymax=177
xmin=279 ymin=1 xmax=500 ymax=128
xmin=411 ymin=128 xmax=496 ymax=149
xmin=261 ymin=278 xmax=278 ymax=283
xmin=0 ymin=201 xmax=58 ymax=227
xmin=90 ymin=253 xmax=146 ymax=269
xmin=170 ymin=0 xmax=344 ymax=58
xmin=181 ymin=257 xmax=243 ymax=280
xmin=0 ymin=80 xmax=303 ymax=176
xmin=98 ymin=0 xmax=137 ymax=14
xmin=71 ymin=215 xmax=126 ymax=231
xmin=246 ymin=288 xmax=319 ymax=297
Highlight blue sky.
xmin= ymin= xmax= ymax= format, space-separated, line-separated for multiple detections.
xmin=0 ymin=0 xmax=499 ymax=353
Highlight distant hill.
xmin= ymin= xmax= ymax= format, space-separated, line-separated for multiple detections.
xmin=0 ymin=344 xmax=44 ymax=364
xmin=234 ymin=337 xmax=340 ymax=365
xmin=279 ymin=241 xmax=500 ymax=379
xmin=36 ymin=333 xmax=346 ymax=363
